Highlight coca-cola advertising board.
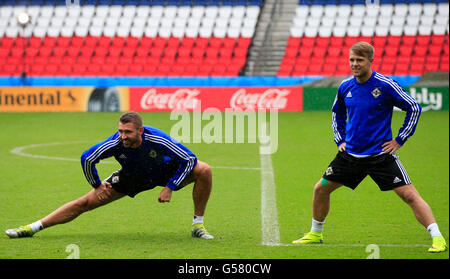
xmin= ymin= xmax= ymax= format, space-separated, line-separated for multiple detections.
xmin=129 ymin=87 xmax=303 ymax=112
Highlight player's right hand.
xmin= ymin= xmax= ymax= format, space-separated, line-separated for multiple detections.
xmin=95 ymin=181 xmax=113 ymax=201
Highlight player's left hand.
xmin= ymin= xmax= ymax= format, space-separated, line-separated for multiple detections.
xmin=382 ymin=139 xmax=401 ymax=154
xmin=158 ymin=186 xmax=172 ymax=203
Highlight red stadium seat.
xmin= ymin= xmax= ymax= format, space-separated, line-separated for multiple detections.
xmin=29 ymin=37 xmax=43 ymax=48
xmin=181 ymin=37 xmax=195 ymax=48
xmin=223 ymin=37 xmax=237 ymax=49
xmin=196 ymin=37 xmax=209 ymax=49
xmin=287 ymin=37 xmax=301 ymax=48
xmin=327 ymin=46 xmax=342 ymax=57
xmin=184 ymin=64 xmax=198 ymax=76
xmin=414 ymin=45 xmax=428 ymax=56
xmin=141 ymin=65 xmax=157 ymax=76
xmin=409 ymin=63 xmax=424 ymax=75
xmin=209 ymin=37 xmax=223 ymax=48
xmin=402 ymin=35 xmax=416 ymax=46
xmin=0 ymin=37 xmax=14 ymax=48
xmin=308 ymin=64 xmax=323 ymax=75
xmin=126 ymin=36 xmax=140 ymax=48
xmin=399 ymin=45 xmax=413 ymax=56
xmin=66 ymin=46 xmax=80 ymax=57
xmin=298 ymin=47 xmax=313 ymax=58
xmin=128 ymin=64 xmax=144 ymax=76
xmin=416 ymin=35 xmax=431 ymax=46
xmin=428 ymin=45 xmax=443 ymax=56
xmin=71 ymin=36 xmax=84 ymax=47
xmin=315 ymin=36 xmax=330 ymax=47
xmin=329 ymin=36 xmax=344 ymax=47
xmin=386 ymin=35 xmax=401 ymax=47
xmin=98 ymin=36 xmax=111 ymax=48
xmin=108 ymin=45 xmax=122 ymax=57
xmin=237 ymin=37 xmax=251 ymax=48
xmin=112 ymin=36 xmax=126 ymax=47
xmin=84 ymin=36 xmax=99 ymax=48
xmin=301 ymin=37 xmax=315 ymax=48
xmin=284 ymin=45 xmax=298 ymax=58
xmin=372 ymin=36 xmax=387 ymax=48
xmin=29 ymin=64 xmax=45 ymax=76
xmin=140 ymin=37 xmax=153 ymax=48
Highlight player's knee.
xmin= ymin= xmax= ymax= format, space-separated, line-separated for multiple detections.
xmin=399 ymin=188 xmax=420 ymax=205
xmin=313 ymin=182 xmax=325 ymax=196
xmin=197 ymin=162 xmax=212 ymax=180
xmin=72 ymin=195 xmax=93 ymax=213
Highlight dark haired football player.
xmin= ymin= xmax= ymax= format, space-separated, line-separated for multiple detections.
xmin=6 ymin=112 xmax=214 ymax=239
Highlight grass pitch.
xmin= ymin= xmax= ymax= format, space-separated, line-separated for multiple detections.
xmin=0 ymin=111 xmax=448 ymax=259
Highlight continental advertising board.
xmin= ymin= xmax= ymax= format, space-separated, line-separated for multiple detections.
xmin=0 ymin=87 xmax=129 ymax=112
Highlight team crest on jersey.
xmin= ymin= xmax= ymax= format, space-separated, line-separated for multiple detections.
xmin=112 ymin=176 xmax=119 ymax=183
xmin=149 ymin=150 xmax=157 ymax=158
xmin=325 ymin=166 xmax=333 ymax=175
xmin=371 ymin=88 xmax=382 ymax=98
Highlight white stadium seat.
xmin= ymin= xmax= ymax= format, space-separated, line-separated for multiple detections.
xmin=332 ymin=25 xmax=346 ymax=37
xmin=310 ymin=5 xmax=324 ymax=17
xmin=351 ymin=5 xmax=366 ymax=17
xmin=295 ymin=6 xmax=309 ymax=18
xmin=95 ymin=6 xmax=109 ymax=17
xmin=408 ymin=4 xmax=422 ymax=17
xmin=323 ymin=5 xmax=338 ymax=18
xmin=418 ymin=25 xmax=433 ymax=35
xmin=346 ymin=25 xmax=360 ymax=37
xmin=40 ymin=5 xmax=54 ymax=18
xmin=150 ymin=6 xmax=163 ymax=18
xmin=389 ymin=25 xmax=403 ymax=36
xmin=80 ymin=5 xmax=94 ymax=17
xmin=379 ymin=4 xmax=394 ymax=17
xmin=290 ymin=26 xmax=304 ymax=37
xmin=394 ymin=4 xmax=408 ymax=17
xmin=136 ymin=6 xmax=150 ymax=17
xmin=205 ymin=6 xmax=218 ymax=18
xmin=422 ymin=4 xmax=437 ymax=16
xmin=218 ymin=6 xmax=232 ymax=18
xmin=191 ymin=6 xmax=205 ymax=18
xmin=403 ymin=24 xmax=418 ymax=36
xmin=246 ymin=6 xmax=260 ymax=19
xmin=177 ymin=6 xmax=191 ymax=18
xmin=123 ymin=6 xmax=136 ymax=18
xmin=437 ymin=3 xmax=449 ymax=16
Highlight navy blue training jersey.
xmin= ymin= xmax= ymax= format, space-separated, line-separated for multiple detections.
xmin=332 ymin=71 xmax=422 ymax=156
xmin=81 ymin=125 xmax=197 ymax=190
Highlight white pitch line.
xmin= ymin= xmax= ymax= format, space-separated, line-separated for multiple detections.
xmin=10 ymin=141 xmax=91 ymax=162
xmin=259 ymin=122 xmax=280 ymax=246
xmin=10 ymin=141 xmax=260 ymax=170
xmin=273 ymin=243 xmax=429 ymax=247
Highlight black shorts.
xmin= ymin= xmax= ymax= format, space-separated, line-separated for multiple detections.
xmin=104 ymin=168 xmax=190 ymax=198
xmin=322 ymin=151 xmax=411 ymax=191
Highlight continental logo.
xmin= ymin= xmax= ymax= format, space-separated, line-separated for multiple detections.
xmin=0 ymin=87 xmax=93 ymax=112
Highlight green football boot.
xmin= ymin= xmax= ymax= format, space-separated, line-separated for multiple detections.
xmin=292 ymin=231 xmax=323 ymax=244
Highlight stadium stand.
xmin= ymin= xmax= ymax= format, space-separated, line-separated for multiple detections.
xmin=278 ymin=0 xmax=449 ymax=77
xmin=0 ymin=0 xmax=261 ymax=77
xmin=0 ymin=0 xmax=448 ymax=78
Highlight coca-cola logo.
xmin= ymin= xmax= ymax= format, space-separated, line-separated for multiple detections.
xmin=230 ymin=88 xmax=290 ymax=110
xmin=140 ymin=88 xmax=200 ymax=110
